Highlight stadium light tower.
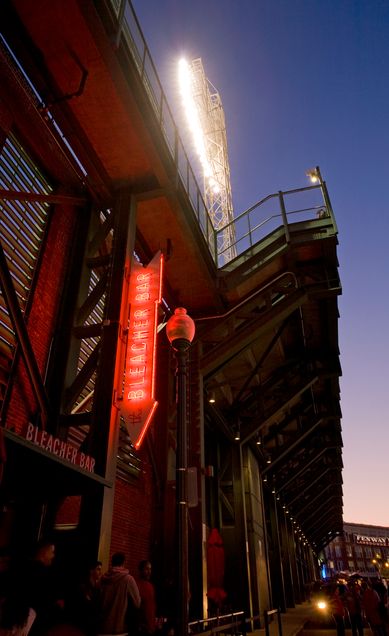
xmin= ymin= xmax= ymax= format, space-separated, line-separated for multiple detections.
xmin=178 ymin=58 xmax=236 ymax=263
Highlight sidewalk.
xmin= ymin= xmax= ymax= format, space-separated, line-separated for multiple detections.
xmin=249 ymin=603 xmax=314 ymax=636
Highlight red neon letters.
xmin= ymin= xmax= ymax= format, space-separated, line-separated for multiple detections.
xmin=121 ymin=252 xmax=163 ymax=449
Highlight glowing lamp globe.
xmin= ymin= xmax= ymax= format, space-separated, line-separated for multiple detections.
xmin=166 ymin=308 xmax=195 ymax=347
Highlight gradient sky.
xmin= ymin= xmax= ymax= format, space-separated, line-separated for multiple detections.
xmin=132 ymin=0 xmax=389 ymax=527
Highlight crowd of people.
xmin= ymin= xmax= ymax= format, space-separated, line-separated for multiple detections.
xmin=312 ymin=576 xmax=389 ymax=636
xmin=0 ymin=540 xmax=174 ymax=636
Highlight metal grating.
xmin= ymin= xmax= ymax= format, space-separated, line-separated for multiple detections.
xmin=117 ymin=422 xmax=142 ymax=481
xmin=0 ymin=133 xmax=52 ymax=417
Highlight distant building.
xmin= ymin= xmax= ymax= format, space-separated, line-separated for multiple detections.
xmin=325 ymin=522 xmax=389 ymax=577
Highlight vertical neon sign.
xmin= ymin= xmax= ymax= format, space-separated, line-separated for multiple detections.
xmin=121 ymin=252 xmax=163 ymax=449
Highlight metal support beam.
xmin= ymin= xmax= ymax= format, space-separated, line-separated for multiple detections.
xmin=232 ymin=316 xmax=292 ymax=407
xmin=305 ymin=509 xmax=340 ymax=537
xmin=84 ymin=188 xmax=137 ymax=566
xmin=299 ymin=494 xmax=340 ymax=527
xmin=275 ymin=446 xmax=333 ymax=493
xmin=242 ymin=375 xmax=318 ymax=444
xmin=292 ymin=483 xmax=333 ymax=519
xmin=0 ymin=187 xmax=86 ymax=207
xmin=0 ymin=239 xmax=49 ymax=426
xmin=201 ymin=289 xmax=308 ymax=377
xmin=262 ymin=417 xmax=324 ymax=476
xmin=286 ymin=468 xmax=334 ymax=508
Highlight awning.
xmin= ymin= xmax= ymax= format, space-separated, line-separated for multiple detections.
xmin=1 ymin=428 xmax=112 ymax=497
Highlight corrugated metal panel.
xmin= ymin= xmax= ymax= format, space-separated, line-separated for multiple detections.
xmin=0 ymin=133 xmax=52 ymax=413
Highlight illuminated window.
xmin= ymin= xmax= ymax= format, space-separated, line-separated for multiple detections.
xmin=54 ymin=496 xmax=81 ymax=529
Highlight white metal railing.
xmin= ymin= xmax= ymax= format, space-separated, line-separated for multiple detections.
xmin=216 ymin=183 xmax=336 ymax=268
xmin=107 ymin=1 xmax=337 ymax=269
xmin=110 ymin=0 xmax=216 ymax=259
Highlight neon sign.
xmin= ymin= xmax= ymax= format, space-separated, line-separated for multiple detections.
xmin=121 ymin=252 xmax=163 ymax=449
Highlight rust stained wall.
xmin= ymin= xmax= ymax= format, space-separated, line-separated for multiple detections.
xmin=5 ymin=206 xmax=77 ymax=433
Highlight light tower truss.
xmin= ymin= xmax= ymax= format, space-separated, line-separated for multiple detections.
xmin=179 ymin=58 xmax=236 ymax=262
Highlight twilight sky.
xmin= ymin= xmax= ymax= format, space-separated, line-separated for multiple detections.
xmin=132 ymin=0 xmax=389 ymax=527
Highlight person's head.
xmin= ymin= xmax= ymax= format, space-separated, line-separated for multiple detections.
xmin=35 ymin=539 xmax=55 ymax=566
xmin=111 ymin=552 xmax=126 ymax=568
xmin=139 ymin=560 xmax=152 ymax=580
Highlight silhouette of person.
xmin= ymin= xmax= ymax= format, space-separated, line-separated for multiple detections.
xmin=137 ymin=560 xmax=157 ymax=635
xmin=98 ymin=552 xmax=140 ymax=636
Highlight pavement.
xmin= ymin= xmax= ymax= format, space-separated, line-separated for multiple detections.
xmin=248 ymin=602 xmax=361 ymax=636
xmin=189 ymin=602 xmax=341 ymax=636
xmin=248 ymin=602 xmax=319 ymax=636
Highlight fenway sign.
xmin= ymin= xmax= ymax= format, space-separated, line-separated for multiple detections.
xmin=355 ymin=534 xmax=388 ymax=546
xmin=121 ymin=252 xmax=163 ymax=449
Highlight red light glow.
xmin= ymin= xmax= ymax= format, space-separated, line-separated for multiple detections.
xmin=121 ymin=252 xmax=163 ymax=449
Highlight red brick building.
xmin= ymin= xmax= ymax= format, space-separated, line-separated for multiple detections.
xmin=0 ymin=0 xmax=343 ymax=623
xmin=325 ymin=522 xmax=389 ymax=578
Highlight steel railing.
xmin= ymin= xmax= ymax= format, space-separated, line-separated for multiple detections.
xmin=188 ymin=609 xmax=284 ymax=635
xmin=107 ymin=1 xmax=337 ymax=269
xmin=189 ymin=611 xmax=246 ymax=635
xmin=216 ymin=183 xmax=336 ymax=268
xmin=109 ymin=0 xmax=215 ymax=258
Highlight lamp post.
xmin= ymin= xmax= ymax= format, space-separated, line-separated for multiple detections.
xmin=372 ymin=555 xmax=383 ymax=577
xmin=306 ymin=165 xmax=336 ymax=228
xmin=166 ymin=307 xmax=195 ymax=636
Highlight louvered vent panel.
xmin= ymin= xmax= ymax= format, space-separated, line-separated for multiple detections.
xmin=0 ymin=134 xmax=51 ymax=417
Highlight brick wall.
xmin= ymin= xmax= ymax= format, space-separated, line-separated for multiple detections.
xmin=6 ymin=206 xmax=76 ymax=433
xmin=110 ymin=452 xmax=155 ymax=576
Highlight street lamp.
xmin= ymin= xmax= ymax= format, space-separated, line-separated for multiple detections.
xmin=166 ymin=307 xmax=195 ymax=636
xmin=306 ymin=165 xmax=335 ymax=227
xmin=306 ymin=166 xmax=323 ymax=184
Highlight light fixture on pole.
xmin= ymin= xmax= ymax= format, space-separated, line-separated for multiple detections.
xmin=166 ymin=307 xmax=195 ymax=636
xmin=306 ymin=166 xmax=323 ymax=184
xmin=306 ymin=165 xmax=335 ymax=228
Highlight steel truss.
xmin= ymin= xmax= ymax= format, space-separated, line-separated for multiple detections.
xmin=187 ymin=58 xmax=236 ymax=262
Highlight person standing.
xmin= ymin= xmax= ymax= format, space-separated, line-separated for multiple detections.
xmin=137 ymin=561 xmax=157 ymax=636
xmin=362 ymin=579 xmax=386 ymax=636
xmin=97 ymin=552 xmax=140 ymax=636
xmin=346 ymin=579 xmax=364 ymax=636
xmin=331 ymin=583 xmax=347 ymax=636
xmin=26 ymin=539 xmax=64 ymax=635
xmin=67 ymin=559 xmax=102 ymax=635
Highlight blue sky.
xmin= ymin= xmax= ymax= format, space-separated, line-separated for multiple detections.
xmin=132 ymin=0 xmax=389 ymax=527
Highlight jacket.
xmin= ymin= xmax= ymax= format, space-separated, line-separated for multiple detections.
xmin=98 ymin=567 xmax=141 ymax=635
